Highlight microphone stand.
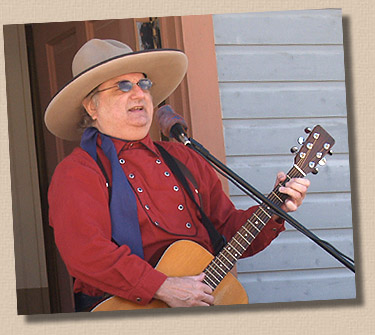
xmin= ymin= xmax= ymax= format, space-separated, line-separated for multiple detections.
xmin=182 ymin=136 xmax=355 ymax=273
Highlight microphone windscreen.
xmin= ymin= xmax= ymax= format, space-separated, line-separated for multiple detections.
xmin=156 ymin=105 xmax=188 ymax=138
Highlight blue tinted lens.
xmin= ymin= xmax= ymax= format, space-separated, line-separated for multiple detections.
xmin=138 ymin=78 xmax=153 ymax=90
xmin=117 ymin=79 xmax=152 ymax=92
xmin=117 ymin=81 xmax=133 ymax=92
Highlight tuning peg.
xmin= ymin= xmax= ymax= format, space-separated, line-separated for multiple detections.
xmin=318 ymin=157 xmax=327 ymax=166
xmin=297 ymin=137 xmax=305 ymax=145
xmin=328 ymin=150 xmax=333 ymax=156
xmin=304 ymin=127 xmax=312 ymax=134
xmin=312 ymin=167 xmax=319 ymax=175
xmin=290 ymin=146 xmax=299 ymax=154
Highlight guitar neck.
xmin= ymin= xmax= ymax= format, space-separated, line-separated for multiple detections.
xmin=202 ymin=164 xmax=305 ymax=290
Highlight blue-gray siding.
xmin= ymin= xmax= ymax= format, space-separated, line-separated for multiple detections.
xmin=213 ymin=9 xmax=356 ymax=304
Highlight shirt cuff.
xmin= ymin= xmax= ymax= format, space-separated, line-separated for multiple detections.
xmin=266 ymin=217 xmax=285 ymax=234
xmin=128 ymin=268 xmax=168 ymax=305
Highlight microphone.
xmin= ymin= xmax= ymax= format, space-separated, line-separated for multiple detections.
xmin=156 ymin=105 xmax=191 ymax=145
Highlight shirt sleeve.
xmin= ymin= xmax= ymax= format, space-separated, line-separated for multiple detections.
xmin=48 ymin=150 xmax=166 ymax=305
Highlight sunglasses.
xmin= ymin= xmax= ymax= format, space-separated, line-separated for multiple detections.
xmin=92 ymin=78 xmax=153 ymax=96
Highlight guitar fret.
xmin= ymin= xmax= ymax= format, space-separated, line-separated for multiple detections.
xmin=216 ymin=256 xmax=231 ymax=272
xmin=220 ymin=252 xmax=235 ymax=267
xmin=205 ymin=267 xmax=221 ymax=284
xmin=242 ymin=225 xmax=256 ymax=239
xmin=226 ymin=244 xmax=241 ymax=258
xmin=258 ymin=207 xmax=271 ymax=219
xmin=207 ymin=263 xmax=224 ymax=279
xmin=251 ymin=214 xmax=265 ymax=226
xmin=248 ymin=219 xmax=261 ymax=232
xmin=232 ymin=237 xmax=246 ymax=251
xmin=270 ymin=191 xmax=283 ymax=203
xmin=237 ymin=231 xmax=251 ymax=246
xmin=203 ymin=275 xmax=216 ymax=290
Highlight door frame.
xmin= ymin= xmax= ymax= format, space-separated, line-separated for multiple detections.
xmin=4 ymin=24 xmax=51 ymax=315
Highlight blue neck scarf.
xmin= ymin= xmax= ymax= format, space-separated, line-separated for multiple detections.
xmin=80 ymin=127 xmax=144 ymax=259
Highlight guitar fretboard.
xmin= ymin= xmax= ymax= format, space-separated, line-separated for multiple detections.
xmin=202 ymin=165 xmax=305 ymax=290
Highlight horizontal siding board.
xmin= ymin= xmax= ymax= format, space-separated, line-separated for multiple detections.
xmin=226 ymin=154 xmax=351 ymax=194
xmin=223 ymin=118 xmax=349 ymax=155
xmin=238 ymin=268 xmax=356 ymax=303
xmin=215 ymin=45 xmax=345 ymax=82
xmin=237 ymin=229 xmax=355 ymax=272
xmin=231 ymin=192 xmax=353 ymax=230
xmin=220 ymin=82 xmax=348 ymax=119
xmin=213 ymin=9 xmax=355 ymax=303
xmin=213 ymin=9 xmax=343 ymax=45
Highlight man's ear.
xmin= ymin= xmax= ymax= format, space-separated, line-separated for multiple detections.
xmin=82 ymin=96 xmax=98 ymax=121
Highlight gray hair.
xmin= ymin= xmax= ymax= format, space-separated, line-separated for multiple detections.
xmin=78 ymin=108 xmax=95 ymax=131
xmin=78 ymin=91 xmax=100 ymax=132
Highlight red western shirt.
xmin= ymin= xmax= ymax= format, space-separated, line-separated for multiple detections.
xmin=48 ymin=134 xmax=285 ymax=305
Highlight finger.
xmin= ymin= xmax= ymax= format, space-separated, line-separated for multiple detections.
xmin=286 ymin=177 xmax=310 ymax=188
xmin=201 ymin=293 xmax=215 ymax=305
xmin=202 ymin=283 xmax=213 ymax=294
xmin=279 ymin=186 xmax=304 ymax=204
xmin=281 ymin=198 xmax=298 ymax=212
xmin=279 ymin=184 xmax=307 ymax=212
xmin=189 ymin=273 xmax=213 ymax=294
xmin=189 ymin=272 xmax=206 ymax=282
xmin=274 ymin=171 xmax=287 ymax=187
xmin=184 ymin=288 xmax=214 ymax=306
xmin=281 ymin=181 xmax=308 ymax=197
xmin=282 ymin=178 xmax=310 ymax=195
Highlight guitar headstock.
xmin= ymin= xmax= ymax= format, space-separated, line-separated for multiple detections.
xmin=293 ymin=125 xmax=335 ymax=175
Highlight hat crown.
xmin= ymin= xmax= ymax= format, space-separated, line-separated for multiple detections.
xmin=72 ymin=39 xmax=134 ymax=77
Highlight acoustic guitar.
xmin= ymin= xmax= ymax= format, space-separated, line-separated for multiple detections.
xmin=91 ymin=125 xmax=335 ymax=312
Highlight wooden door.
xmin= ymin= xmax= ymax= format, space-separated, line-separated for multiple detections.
xmin=29 ymin=18 xmax=146 ymax=313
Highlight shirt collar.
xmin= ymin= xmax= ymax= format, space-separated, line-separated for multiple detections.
xmin=100 ymin=133 xmax=160 ymax=157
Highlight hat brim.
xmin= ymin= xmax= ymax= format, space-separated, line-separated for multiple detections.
xmin=44 ymin=49 xmax=188 ymax=141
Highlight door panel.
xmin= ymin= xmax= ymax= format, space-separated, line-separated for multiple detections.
xmin=30 ymin=18 xmax=142 ymax=312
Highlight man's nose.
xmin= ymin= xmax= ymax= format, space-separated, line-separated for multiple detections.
xmin=129 ymin=83 xmax=146 ymax=98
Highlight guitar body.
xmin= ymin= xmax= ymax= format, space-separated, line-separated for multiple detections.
xmin=91 ymin=240 xmax=248 ymax=312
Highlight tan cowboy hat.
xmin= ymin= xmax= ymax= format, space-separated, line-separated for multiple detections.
xmin=44 ymin=39 xmax=188 ymax=141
